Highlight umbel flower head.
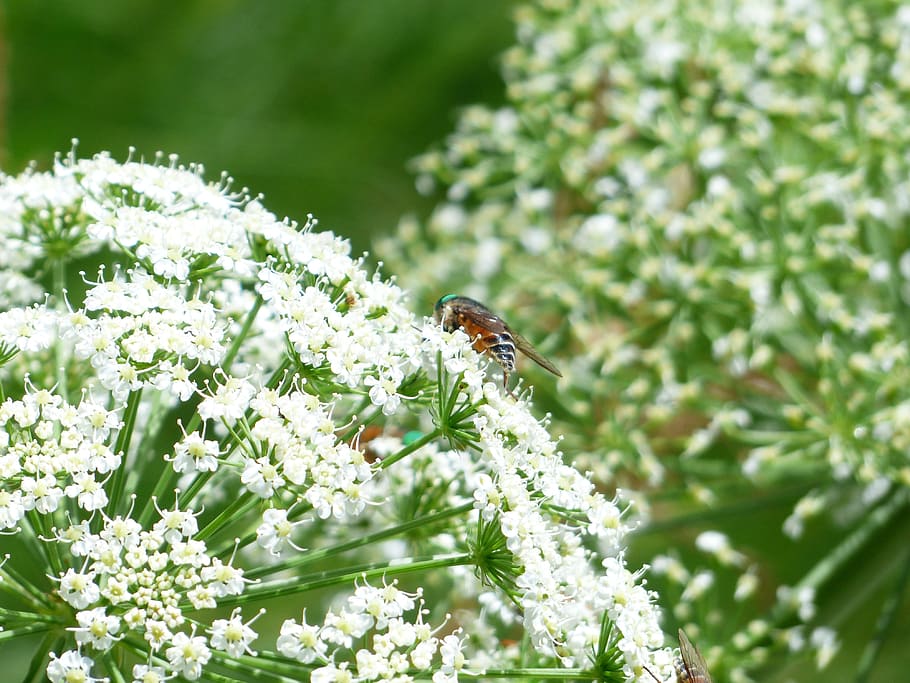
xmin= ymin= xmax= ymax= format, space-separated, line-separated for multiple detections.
xmin=0 ymin=146 xmax=668 ymax=682
xmin=377 ymin=0 xmax=910 ymax=678
xmin=381 ymin=0 xmax=910 ymax=490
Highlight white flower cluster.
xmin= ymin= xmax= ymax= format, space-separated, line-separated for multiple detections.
xmin=471 ymin=386 xmax=662 ymax=669
xmin=258 ymin=263 xmax=419 ymax=408
xmin=350 ymin=325 xmax=672 ymax=679
xmin=0 ymin=390 xmax=121 ymax=524
xmin=67 ymin=269 xmax=227 ymax=401
xmin=47 ymin=500 xmax=246 ymax=677
xmin=277 ymin=578 xmax=467 ymax=683
xmin=376 ymin=0 xmax=910 ymax=677
xmin=0 ymin=148 xmax=666 ymax=682
xmin=231 ymin=386 xmax=375 ymax=522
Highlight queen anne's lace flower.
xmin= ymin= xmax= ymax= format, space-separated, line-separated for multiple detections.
xmin=0 ymin=146 xmax=663 ymax=682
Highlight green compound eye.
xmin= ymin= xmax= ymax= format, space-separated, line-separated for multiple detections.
xmin=435 ymin=293 xmax=458 ymax=311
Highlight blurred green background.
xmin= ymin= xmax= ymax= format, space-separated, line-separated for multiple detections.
xmin=2 ymin=0 xmax=515 ymax=254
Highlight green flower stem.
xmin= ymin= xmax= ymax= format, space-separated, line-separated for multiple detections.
xmin=244 ymin=501 xmax=475 ymax=580
xmin=245 ymin=648 xmax=319 ymax=678
xmin=792 ymin=490 xmax=908 ymax=597
xmin=0 ymin=557 xmax=55 ymax=610
xmin=742 ymin=489 xmax=909 ymax=653
xmin=26 ymin=509 xmax=63 ymax=577
xmin=53 ymin=260 xmax=69 ymax=404
xmin=0 ymin=622 xmax=55 ymax=642
xmin=121 ymin=637 xmax=273 ymax=683
xmin=221 ymin=294 xmax=263 ymax=373
xmin=212 ymin=497 xmax=320 ymax=557
xmin=204 ymin=672 xmax=266 ymax=683
xmin=177 ymin=470 xmax=215 ymax=510
xmin=104 ymin=652 xmax=127 ymax=683
xmin=106 ymin=388 xmax=143 ymax=517
xmin=23 ymin=631 xmax=63 ymax=683
xmin=141 ymin=357 xmax=291 ymax=529
xmin=267 ymin=357 xmax=294 ymax=391
xmin=379 ymin=428 xmax=441 ymax=470
xmin=209 ymin=649 xmax=302 ymax=682
xmin=338 ymin=402 xmax=379 ymax=443
xmin=435 ymin=351 xmax=448 ymax=406
xmin=122 ymin=637 xmax=299 ymax=683
xmin=212 ymin=513 xmax=300 ymax=559
xmin=773 ymin=369 xmax=823 ymax=420
xmin=132 ymin=389 xmax=169 ymax=483
xmin=137 ymin=411 xmax=205 ymax=529
xmin=461 ymin=668 xmax=595 ymax=679
xmin=43 ymin=515 xmax=64 ymax=576
xmin=854 ymin=546 xmax=910 ymax=683
xmin=438 ymin=358 xmax=463 ymax=419
xmin=203 ymin=552 xmax=471 ymax=609
xmin=221 ymin=417 xmax=257 ymax=459
xmin=0 ymin=606 xmax=63 ymax=624
xmin=138 ymin=463 xmax=181 ymax=529
xmin=119 ymin=636 xmax=169 ymax=675
xmin=201 ymin=428 xmax=460 ymax=561
xmin=197 ymin=492 xmax=261 ymax=541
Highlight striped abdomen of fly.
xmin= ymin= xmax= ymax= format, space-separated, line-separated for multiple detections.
xmin=464 ymin=323 xmax=518 ymax=376
xmin=436 ymin=297 xmax=517 ymax=374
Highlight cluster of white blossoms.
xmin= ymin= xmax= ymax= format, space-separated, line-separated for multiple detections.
xmin=46 ymin=500 xmax=248 ymax=680
xmin=0 ymin=147 xmax=669 ymax=683
xmin=377 ymin=0 xmax=910 ymax=678
xmin=0 ymin=391 xmax=120 ymax=523
xmin=276 ymin=579 xmax=463 ymax=683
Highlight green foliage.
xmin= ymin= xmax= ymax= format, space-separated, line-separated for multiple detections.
xmin=4 ymin=0 xmax=515 ymax=252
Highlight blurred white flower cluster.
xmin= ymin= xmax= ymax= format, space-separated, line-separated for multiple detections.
xmin=378 ymin=0 xmax=910 ymax=678
xmin=0 ymin=148 xmax=667 ymax=682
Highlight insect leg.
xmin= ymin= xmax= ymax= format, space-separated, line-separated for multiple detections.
xmin=503 ymin=371 xmax=517 ymax=399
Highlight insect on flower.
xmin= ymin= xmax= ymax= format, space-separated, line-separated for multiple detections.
xmin=644 ymin=629 xmax=713 ymax=683
xmin=675 ymin=629 xmax=714 ymax=683
xmin=434 ymin=294 xmax=561 ymax=396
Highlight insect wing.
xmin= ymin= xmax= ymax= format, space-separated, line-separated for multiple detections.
xmin=677 ymin=629 xmax=713 ymax=683
xmin=457 ymin=308 xmax=508 ymax=337
xmin=454 ymin=308 xmax=504 ymax=352
xmin=512 ymin=330 xmax=562 ymax=377
xmin=441 ymin=297 xmax=502 ymax=333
